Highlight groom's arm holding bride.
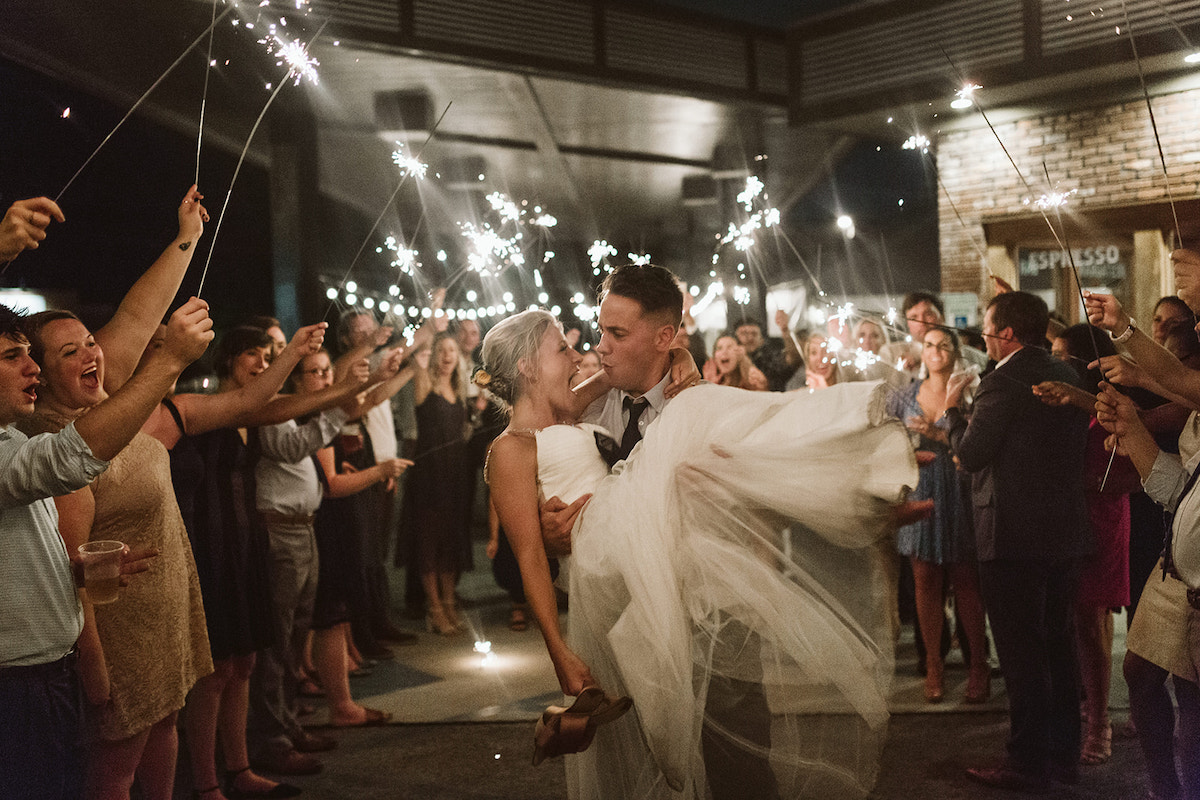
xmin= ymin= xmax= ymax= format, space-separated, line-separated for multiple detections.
xmin=540 ymin=346 xmax=702 ymax=557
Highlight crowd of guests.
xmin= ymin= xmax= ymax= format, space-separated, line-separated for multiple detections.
xmin=2 ymin=184 xmax=1200 ymax=800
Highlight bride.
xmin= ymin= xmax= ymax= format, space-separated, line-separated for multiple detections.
xmin=483 ymin=309 xmax=918 ymax=799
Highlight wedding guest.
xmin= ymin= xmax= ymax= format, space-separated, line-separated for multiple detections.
xmin=248 ymin=353 xmax=370 ymax=775
xmin=0 ymin=297 xmax=211 ymax=800
xmin=145 ymin=321 xmax=355 ymax=799
xmin=702 ymin=334 xmax=767 ymax=390
xmin=302 ymin=348 xmax=412 ymax=727
xmin=948 ymin=291 xmax=1090 ymax=793
xmin=20 ymin=187 xmax=214 ymax=800
xmin=1086 ymin=278 xmax=1200 ymax=800
xmin=1035 ymin=323 xmax=1140 ymax=765
xmin=405 ymin=332 xmax=471 ymax=635
xmin=733 ymin=318 xmax=794 ymax=391
xmin=887 ymin=328 xmax=989 ymax=705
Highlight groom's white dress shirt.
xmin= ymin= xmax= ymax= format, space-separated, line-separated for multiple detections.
xmin=582 ymin=372 xmax=671 ymax=442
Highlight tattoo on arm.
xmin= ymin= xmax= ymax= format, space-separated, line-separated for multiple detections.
xmin=179 ymin=242 xmax=191 ymax=251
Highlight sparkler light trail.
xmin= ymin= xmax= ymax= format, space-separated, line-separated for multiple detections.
xmin=54 ymin=5 xmax=234 ymax=205
xmin=196 ymin=0 xmax=220 ymax=185
xmin=1119 ymin=0 xmax=1183 ymax=246
xmin=198 ymin=3 xmax=345 ymax=296
xmin=321 ymin=101 xmax=453 ymax=320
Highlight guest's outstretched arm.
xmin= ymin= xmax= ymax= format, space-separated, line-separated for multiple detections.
xmin=97 ymin=186 xmax=208 ymax=393
xmin=173 ymin=323 xmax=328 ymax=434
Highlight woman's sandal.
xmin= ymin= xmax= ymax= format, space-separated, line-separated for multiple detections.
xmin=532 ymin=687 xmax=633 ymax=766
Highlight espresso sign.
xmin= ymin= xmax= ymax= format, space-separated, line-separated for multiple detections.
xmin=1017 ymin=246 xmax=1127 ymax=289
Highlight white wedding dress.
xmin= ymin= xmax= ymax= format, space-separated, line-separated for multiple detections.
xmin=533 ymin=382 xmax=918 ymax=800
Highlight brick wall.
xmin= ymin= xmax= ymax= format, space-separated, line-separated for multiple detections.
xmin=937 ymin=89 xmax=1200 ymax=296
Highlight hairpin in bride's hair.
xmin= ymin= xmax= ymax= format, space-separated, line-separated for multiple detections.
xmin=472 ymin=366 xmax=492 ymax=388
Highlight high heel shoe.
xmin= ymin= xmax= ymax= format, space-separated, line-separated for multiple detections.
xmin=532 ymin=687 xmax=633 ymax=766
xmin=426 ymin=604 xmax=457 ymax=636
xmin=964 ymin=663 xmax=992 ymax=704
xmin=923 ymin=659 xmax=944 ymax=704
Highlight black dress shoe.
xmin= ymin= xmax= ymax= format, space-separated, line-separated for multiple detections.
xmin=966 ymin=766 xmax=1050 ymax=794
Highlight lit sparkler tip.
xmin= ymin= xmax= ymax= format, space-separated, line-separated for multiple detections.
xmin=588 ymin=240 xmax=618 ymax=268
xmin=627 ymin=253 xmax=652 ymax=266
xmin=737 ymin=176 xmax=765 ymax=211
xmin=261 ymin=34 xmax=320 ymax=85
xmin=1027 ymin=188 xmax=1078 ymax=210
xmin=956 ymin=83 xmax=981 ymax=100
xmin=391 ymin=142 xmax=429 ymax=179
xmin=902 ymin=134 xmax=931 ymax=153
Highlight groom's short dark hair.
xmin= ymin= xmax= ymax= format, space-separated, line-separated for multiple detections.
xmin=601 ymin=264 xmax=683 ymax=329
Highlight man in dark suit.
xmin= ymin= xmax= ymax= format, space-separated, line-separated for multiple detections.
xmin=945 ymin=291 xmax=1091 ymax=794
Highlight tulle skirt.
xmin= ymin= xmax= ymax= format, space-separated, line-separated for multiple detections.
xmin=563 ymin=382 xmax=918 ymax=799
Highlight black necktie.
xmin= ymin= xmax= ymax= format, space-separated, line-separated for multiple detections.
xmin=615 ymin=397 xmax=649 ymax=464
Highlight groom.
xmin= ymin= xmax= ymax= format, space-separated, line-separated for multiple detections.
xmin=541 ymin=262 xmax=779 ymax=800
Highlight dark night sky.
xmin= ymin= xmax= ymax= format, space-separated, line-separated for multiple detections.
xmin=0 ymin=59 xmax=274 ymax=331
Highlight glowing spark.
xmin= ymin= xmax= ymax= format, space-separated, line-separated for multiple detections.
xmin=830 ymin=302 xmax=855 ymax=324
xmin=588 ymin=240 xmax=618 ymax=268
xmin=485 ymin=192 xmax=522 ymax=223
xmin=737 ymin=176 xmax=765 ymax=211
xmin=260 ymin=32 xmax=320 ymax=85
xmin=956 ymin=83 xmax=981 ymax=101
xmin=61 ymin=107 xmax=71 ymax=119
xmin=1026 ymin=188 xmax=1078 ymax=209
xmin=902 ymin=135 xmax=931 ymax=153
xmin=732 ymin=285 xmax=751 ymax=305
xmin=628 ymin=252 xmax=652 ymax=266
xmin=886 ymin=307 xmax=900 ymax=325
xmin=381 ymin=235 xmax=420 ymax=276
xmin=460 ymin=222 xmax=520 ymax=276
xmin=531 ymin=213 xmax=557 ymax=228
xmin=391 ymin=142 xmax=428 ymax=179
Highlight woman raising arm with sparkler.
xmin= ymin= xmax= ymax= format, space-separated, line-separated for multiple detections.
xmin=1085 ymin=264 xmax=1200 ymax=409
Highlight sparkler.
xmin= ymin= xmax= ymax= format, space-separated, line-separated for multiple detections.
xmin=196 ymin=0 xmax=220 ymax=185
xmin=320 ymin=101 xmax=452 ymax=319
xmin=54 ymin=5 xmax=235 ymax=205
xmin=1119 ymin=0 xmax=1183 ymax=246
xmin=391 ymin=143 xmax=428 ymax=179
xmin=260 ymin=33 xmax=321 ymax=85
xmin=199 ymin=3 xmax=345 ymax=296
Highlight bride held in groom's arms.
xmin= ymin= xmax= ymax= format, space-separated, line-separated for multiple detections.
xmin=484 ymin=264 xmax=921 ymax=800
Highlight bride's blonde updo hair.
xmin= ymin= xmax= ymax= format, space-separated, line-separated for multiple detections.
xmin=478 ymin=309 xmax=559 ymax=412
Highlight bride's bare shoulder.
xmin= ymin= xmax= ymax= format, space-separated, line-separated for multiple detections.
xmin=485 ymin=429 xmax=537 ymax=485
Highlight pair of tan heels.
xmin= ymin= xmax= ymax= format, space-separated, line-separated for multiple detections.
xmin=532 ymin=687 xmax=634 ymax=765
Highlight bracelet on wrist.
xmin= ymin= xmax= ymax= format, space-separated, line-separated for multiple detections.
xmin=1110 ymin=317 xmax=1137 ymax=343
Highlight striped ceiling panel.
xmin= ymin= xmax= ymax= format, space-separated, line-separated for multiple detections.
xmin=800 ymin=0 xmax=1023 ymax=103
xmin=604 ymin=7 xmax=749 ymax=89
xmin=411 ymin=0 xmax=595 ymax=63
xmin=309 ymin=0 xmax=400 ymax=33
xmin=1042 ymin=0 xmax=1200 ymax=55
